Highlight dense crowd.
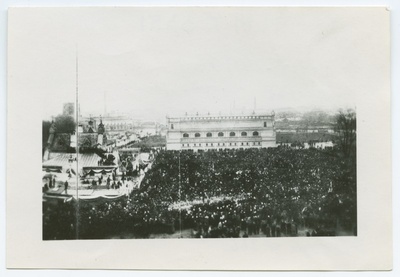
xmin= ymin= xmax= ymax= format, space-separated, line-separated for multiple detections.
xmin=43 ymin=201 xmax=76 ymax=240
xmin=43 ymin=146 xmax=356 ymax=239
xmin=141 ymin=147 xmax=356 ymax=236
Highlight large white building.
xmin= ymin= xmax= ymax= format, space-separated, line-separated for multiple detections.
xmin=166 ymin=112 xmax=276 ymax=151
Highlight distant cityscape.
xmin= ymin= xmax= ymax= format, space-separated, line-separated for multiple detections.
xmin=42 ymin=101 xmax=355 ymax=240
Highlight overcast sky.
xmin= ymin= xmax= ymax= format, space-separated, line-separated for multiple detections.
xmin=10 ymin=7 xmax=387 ymax=122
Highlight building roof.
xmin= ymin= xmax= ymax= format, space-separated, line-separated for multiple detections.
xmin=42 ymin=153 xmax=101 ymax=169
xmin=167 ymin=113 xmax=275 ymax=122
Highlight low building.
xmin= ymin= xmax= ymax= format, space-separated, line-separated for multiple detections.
xmin=166 ymin=112 xmax=276 ymax=151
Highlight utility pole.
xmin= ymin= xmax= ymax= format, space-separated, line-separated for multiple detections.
xmin=104 ymin=91 xmax=107 ymax=116
xmin=75 ymin=45 xmax=80 ymax=240
xmin=179 ymin=150 xmax=182 ymax=238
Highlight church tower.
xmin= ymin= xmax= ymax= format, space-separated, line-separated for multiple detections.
xmin=87 ymin=117 xmax=95 ymax=133
xmin=98 ymin=117 xmax=105 ymax=134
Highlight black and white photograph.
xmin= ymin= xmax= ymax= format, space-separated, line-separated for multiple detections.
xmin=6 ymin=6 xmax=392 ymax=271
xmin=39 ymin=7 xmax=357 ymax=240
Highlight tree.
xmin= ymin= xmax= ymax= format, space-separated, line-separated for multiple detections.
xmin=333 ymin=109 xmax=357 ymax=234
xmin=334 ymin=109 xmax=356 ymax=159
xmin=54 ymin=114 xmax=76 ymax=133
xmin=42 ymin=120 xmax=52 ymax=154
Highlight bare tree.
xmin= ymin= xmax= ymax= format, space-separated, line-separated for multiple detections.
xmin=334 ymin=109 xmax=356 ymax=158
xmin=54 ymin=114 xmax=76 ymax=134
xmin=331 ymin=109 xmax=357 ymax=234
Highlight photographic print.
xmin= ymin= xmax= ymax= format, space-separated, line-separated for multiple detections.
xmin=7 ymin=6 xmax=391 ymax=270
xmin=39 ymin=7 xmax=357 ymax=240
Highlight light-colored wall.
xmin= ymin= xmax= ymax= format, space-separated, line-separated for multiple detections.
xmin=166 ymin=114 xmax=276 ymax=151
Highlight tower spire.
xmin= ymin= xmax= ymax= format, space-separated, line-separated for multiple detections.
xmin=104 ymin=91 xmax=107 ymax=116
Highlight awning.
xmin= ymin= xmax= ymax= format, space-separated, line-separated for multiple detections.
xmin=42 ymin=166 xmax=62 ymax=173
xmin=77 ymin=194 xmax=126 ymax=202
xmin=82 ymin=167 xmax=116 ymax=177
xmin=66 ymin=168 xmax=76 ymax=175
xmin=42 ymin=173 xmax=56 ymax=179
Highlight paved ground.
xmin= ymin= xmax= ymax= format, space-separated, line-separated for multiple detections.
xmin=47 ymin=174 xmax=144 ymax=199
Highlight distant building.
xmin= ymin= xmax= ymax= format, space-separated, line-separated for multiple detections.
xmin=78 ymin=117 xmax=97 ymax=133
xmin=138 ymin=121 xmax=161 ymax=137
xmin=166 ymin=112 xmax=276 ymax=151
xmin=275 ymin=125 xmax=335 ymax=134
xmin=88 ymin=114 xmax=164 ymax=135
xmin=71 ymin=117 xmax=107 ymax=150
xmin=63 ymin=103 xmax=75 ymax=117
xmin=43 ymin=117 xmax=109 ymax=161
xmin=90 ymin=115 xmax=134 ymax=131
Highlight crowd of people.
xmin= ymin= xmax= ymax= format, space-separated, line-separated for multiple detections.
xmin=43 ymin=146 xmax=357 ymax=239
xmin=179 ymin=198 xmax=299 ymax=238
xmin=139 ymin=147 xmax=355 ymax=236
xmin=43 ymin=200 xmax=76 ymax=240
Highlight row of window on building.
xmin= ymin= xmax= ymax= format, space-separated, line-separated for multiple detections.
xmin=182 ymin=141 xmax=262 ymax=147
xmin=178 ymin=115 xmax=271 ymax=121
xmin=171 ymin=122 xmax=270 ymax=130
xmin=182 ymin=131 xmax=259 ymax=138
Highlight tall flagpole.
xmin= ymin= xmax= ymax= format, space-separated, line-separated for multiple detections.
xmin=75 ymin=45 xmax=80 ymax=239
xmin=179 ymin=150 xmax=182 ymax=238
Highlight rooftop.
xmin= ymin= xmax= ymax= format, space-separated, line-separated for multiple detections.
xmin=42 ymin=153 xmax=102 ymax=169
xmin=167 ymin=112 xmax=275 ymax=121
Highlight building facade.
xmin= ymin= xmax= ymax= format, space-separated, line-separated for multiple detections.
xmin=166 ymin=113 xmax=276 ymax=151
